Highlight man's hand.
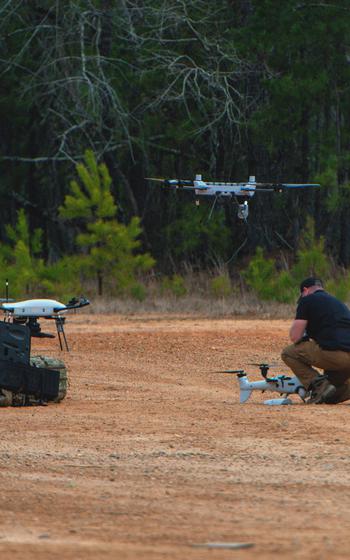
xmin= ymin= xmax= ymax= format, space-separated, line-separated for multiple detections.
xmin=289 ymin=319 xmax=308 ymax=343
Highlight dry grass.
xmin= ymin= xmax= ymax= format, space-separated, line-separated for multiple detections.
xmin=89 ymin=293 xmax=295 ymax=319
xmin=81 ymin=272 xmax=297 ymax=318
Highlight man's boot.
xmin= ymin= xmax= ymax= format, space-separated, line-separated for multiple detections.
xmin=307 ymin=376 xmax=337 ymax=404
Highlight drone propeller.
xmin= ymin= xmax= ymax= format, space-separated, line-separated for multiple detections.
xmin=240 ymin=183 xmax=319 ymax=194
xmin=216 ymin=369 xmax=245 ymax=374
xmin=249 ymin=362 xmax=278 ymax=367
xmin=280 ymin=183 xmax=320 ymax=188
xmin=145 ymin=177 xmax=166 ymax=182
xmin=252 ymin=182 xmax=320 ymax=191
xmin=248 ymin=362 xmax=277 ymax=379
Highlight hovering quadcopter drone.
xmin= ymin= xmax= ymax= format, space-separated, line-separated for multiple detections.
xmin=0 ymin=296 xmax=90 ymax=351
xmin=221 ymin=363 xmax=307 ymax=405
xmin=147 ymin=175 xmax=320 ymax=220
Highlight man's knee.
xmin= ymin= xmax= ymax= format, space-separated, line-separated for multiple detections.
xmin=281 ymin=343 xmax=297 ymax=364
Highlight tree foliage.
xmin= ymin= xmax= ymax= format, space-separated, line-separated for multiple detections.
xmin=60 ymin=150 xmax=154 ymax=295
xmin=0 ymin=210 xmax=44 ymax=297
xmin=1 ymin=1 xmax=350 ymax=279
xmin=244 ymin=218 xmax=335 ymax=303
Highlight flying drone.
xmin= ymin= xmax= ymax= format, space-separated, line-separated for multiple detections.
xmin=0 ymin=295 xmax=90 ymax=351
xmin=220 ymin=363 xmax=307 ymax=405
xmin=146 ymin=175 xmax=320 ymax=220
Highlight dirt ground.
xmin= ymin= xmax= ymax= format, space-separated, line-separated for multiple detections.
xmin=0 ymin=313 xmax=350 ymax=560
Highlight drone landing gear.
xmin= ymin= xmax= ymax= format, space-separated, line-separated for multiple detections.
xmin=55 ymin=317 xmax=69 ymax=351
xmin=14 ymin=317 xmax=70 ymax=351
xmin=264 ymin=397 xmax=293 ymax=406
xmin=207 ymin=195 xmax=219 ymax=220
xmin=26 ymin=317 xmax=55 ymax=339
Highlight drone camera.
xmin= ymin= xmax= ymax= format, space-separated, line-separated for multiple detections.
xmin=238 ymin=201 xmax=249 ymax=220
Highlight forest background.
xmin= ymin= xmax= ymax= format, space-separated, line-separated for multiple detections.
xmin=1 ymin=0 xmax=350 ymax=309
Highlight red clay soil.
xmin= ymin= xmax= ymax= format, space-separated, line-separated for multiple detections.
xmin=0 ymin=314 xmax=349 ymax=560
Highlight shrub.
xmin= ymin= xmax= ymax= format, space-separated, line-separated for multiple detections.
xmin=210 ymin=274 xmax=232 ymax=298
xmin=129 ymin=282 xmax=147 ymax=302
xmin=273 ymin=270 xmax=295 ymax=303
xmin=161 ymin=274 xmax=187 ymax=297
xmin=291 ymin=217 xmax=330 ymax=280
xmin=243 ymin=247 xmax=277 ymax=300
xmin=326 ymin=275 xmax=350 ymax=302
xmin=243 ymin=217 xmax=333 ymax=303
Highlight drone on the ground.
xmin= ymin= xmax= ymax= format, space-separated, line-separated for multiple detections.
xmin=146 ymin=175 xmax=320 ymax=220
xmin=0 ymin=296 xmax=90 ymax=351
xmin=221 ymin=363 xmax=307 ymax=404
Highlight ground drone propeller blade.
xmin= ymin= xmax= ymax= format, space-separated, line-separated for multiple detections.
xmin=216 ymin=369 xmax=245 ymax=374
xmin=249 ymin=362 xmax=277 ymax=367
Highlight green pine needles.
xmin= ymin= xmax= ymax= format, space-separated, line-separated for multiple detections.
xmin=0 ymin=209 xmax=44 ymax=297
xmin=59 ymin=150 xmax=155 ymax=296
xmin=0 ymin=150 xmax=155 ymax=300
xmin=243 ymin=217 xmax=350 ymax=303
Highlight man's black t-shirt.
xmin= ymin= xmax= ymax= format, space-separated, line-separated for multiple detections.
xmin=296 ymin=290 xmax=350 ymax=350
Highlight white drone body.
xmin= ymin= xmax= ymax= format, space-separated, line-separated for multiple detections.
xmin=236 ymin=371 xmax=307 ymax=404
xmin=1 ymin=299 xmax=68 ymax=317
xmin=191 ymin=174 xmax=258 ymax=198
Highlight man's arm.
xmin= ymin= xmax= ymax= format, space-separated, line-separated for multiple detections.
xmin=289 ymin=319 xmax=308 ymax=343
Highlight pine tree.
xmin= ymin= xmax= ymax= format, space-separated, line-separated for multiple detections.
xmin=59 ymin=150 xmax=154 ymax=296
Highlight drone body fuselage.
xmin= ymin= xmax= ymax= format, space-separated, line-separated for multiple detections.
xmin=237 ymin=372 xmax=307 ymax=403
xmin=164 ymin=174 xmax=257 ymax=199
xmin=192 ymin=175 xmax=257 ymax=199
xmin=2 ymin=299 xmax=67 ymax=317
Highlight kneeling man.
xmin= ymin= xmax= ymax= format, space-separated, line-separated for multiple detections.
xmin=282 ymin=277 xmax=350 ymax=404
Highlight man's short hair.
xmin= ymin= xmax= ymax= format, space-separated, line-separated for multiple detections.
xmin=300 ymin=277 xmax=323 ymax=293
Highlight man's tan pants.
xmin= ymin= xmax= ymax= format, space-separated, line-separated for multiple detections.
xmin=281 ymin=340 xmax=350 ymax=403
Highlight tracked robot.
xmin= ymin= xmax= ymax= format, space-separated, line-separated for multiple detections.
xmin=0 ymin=288 xmax=90 ymax=406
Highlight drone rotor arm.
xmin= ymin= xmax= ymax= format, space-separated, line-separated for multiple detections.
xmin=53 ymin=296 xmax=90 ymax=313
xmin=0 ymin=306 xmax=14 ymax=313
xmin=164 ymin=179 xmax=194 ymax=188
xmin=146 ymin=177 xmax=196 ymax=190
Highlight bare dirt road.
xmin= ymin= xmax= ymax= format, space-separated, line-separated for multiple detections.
xmin=0 ymin=314 xmax=349 ymax=560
